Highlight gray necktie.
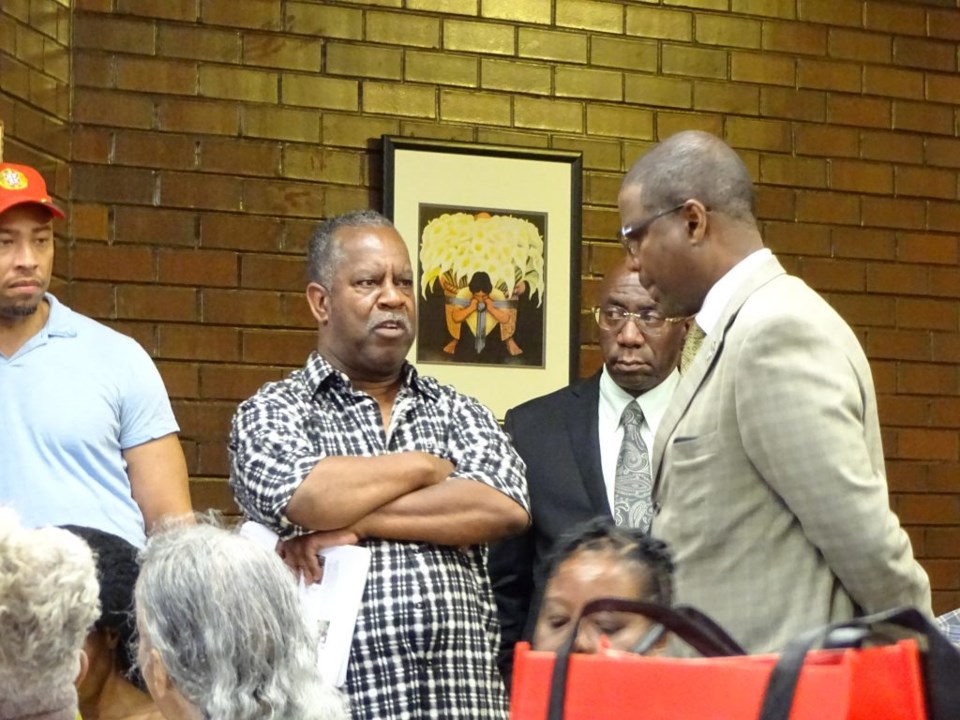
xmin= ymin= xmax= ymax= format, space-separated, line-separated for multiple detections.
xmin=680 ymin=322 xmax=706 ymax=373
xmin=613 ymin=403 xmax=653 ymax=531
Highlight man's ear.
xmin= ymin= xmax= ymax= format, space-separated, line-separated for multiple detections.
xmin=75 ymin=649 xmax=89 ymax=688
xmin=681 ymin=200 xmax=709 ymax=245
xmin=306 ymin=282 xmax=329 ymax=325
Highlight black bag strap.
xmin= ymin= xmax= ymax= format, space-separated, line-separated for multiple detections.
xmin=547 ymin=598 xmax=746 ymax=720
xmin=759 ymin=606 xmax=960 ymax=720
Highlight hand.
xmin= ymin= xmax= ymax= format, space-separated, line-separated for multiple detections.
xmin=276 ymin=528 xmax=359 ymax=585
xmin=439 ymin=275 xmax=458 ymax=295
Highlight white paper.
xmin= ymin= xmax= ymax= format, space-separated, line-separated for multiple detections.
xmin=239 ymin=521 xmax=370 ymax=687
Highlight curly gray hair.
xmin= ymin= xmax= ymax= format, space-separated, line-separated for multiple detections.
xmin=0 ymin=508 xmax=100 ymax=716
xmin=135 ymin=521 xmax=348 ymax=720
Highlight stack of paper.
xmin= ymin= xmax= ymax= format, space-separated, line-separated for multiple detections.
xmin=239 ymin=521 xmax=370 ymax=687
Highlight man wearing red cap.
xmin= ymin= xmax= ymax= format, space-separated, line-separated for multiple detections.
xmin=0 ymin=162 xmax=192 ymax=546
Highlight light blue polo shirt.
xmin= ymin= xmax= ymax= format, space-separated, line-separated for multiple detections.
xmin=0 ymin=294 xmax=179 ymax=546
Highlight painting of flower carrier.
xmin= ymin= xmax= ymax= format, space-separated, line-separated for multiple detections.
xmin=383 ymin=137 xmax=582 ymax=420
xmin=417 ymin=205 xmax=546 ymax=367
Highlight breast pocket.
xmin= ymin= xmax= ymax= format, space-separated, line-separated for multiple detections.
xmin=669 ymin=431 xmax=719 ymax=471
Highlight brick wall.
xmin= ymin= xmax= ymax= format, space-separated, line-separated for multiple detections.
xmin=0 ymin=0 xmax=71 ymax=204
xmin=2 ymin=0 xmax=959 ymax=612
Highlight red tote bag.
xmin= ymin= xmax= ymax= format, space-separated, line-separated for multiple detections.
xmin=510 ymin=641 xmax=925 ymax=720
xmin=509 ymin=599 xmax=931 ymax=720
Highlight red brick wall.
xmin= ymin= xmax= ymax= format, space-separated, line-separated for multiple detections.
xmin=2 ymin=0 xmax=959 ymax=612
xmin=0 ymin=0 xmax=70 ymax=207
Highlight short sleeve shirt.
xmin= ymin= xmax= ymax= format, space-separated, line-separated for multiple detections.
xmin=0 ymin=294 xmax=179 ymax=547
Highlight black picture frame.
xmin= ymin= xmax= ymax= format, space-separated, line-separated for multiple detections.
xmin=383 ymin=135 xmax=583 ymax=420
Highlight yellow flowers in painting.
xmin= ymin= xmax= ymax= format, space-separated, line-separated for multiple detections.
xmin=419 ymin=212 xmax=545 ymax=305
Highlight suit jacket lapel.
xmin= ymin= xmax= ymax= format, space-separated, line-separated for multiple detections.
xmin=652 ymin=255 xmax=787 ymax=487
xmin=566 ymin=372 xmax=611 ymax=516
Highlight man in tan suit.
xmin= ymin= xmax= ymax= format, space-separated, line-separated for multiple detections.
xmin=618 ymin=131 xmax=931 ymax=653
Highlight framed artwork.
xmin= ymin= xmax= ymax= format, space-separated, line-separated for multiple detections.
xmin=383 ymin=136 xmax=583 ymax=420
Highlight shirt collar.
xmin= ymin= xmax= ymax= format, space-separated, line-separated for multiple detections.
xmin=304 ymin=351 xmax=438 ymax=400
xmin=599 ymin=364 xmax=680 ymax=428
xmin=42 ymin=293 xmax=78 ymax=339
xmin=695 ymin=248 xmax=772 ymax=335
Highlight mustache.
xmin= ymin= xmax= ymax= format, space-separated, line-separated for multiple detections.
xmin=368 ymin=312 xmax=412 ymax=332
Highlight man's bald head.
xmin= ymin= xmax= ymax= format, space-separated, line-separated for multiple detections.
xmin=622 ymin=131 xmax=756 ymax=222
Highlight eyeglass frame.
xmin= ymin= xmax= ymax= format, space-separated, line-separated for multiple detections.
xmin=592 ymin=305 xmax=686 ymax=336
xmin=618 ymin=202 xmax=688 ymax=257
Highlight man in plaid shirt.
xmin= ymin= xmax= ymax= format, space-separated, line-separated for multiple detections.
xmin=229 ymin=209 xmax=530 ymax=719
xmin=936 ymin=608 xmax=960 ymax=647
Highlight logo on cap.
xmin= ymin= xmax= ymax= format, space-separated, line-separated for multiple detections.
xmin=0 ymin=168 xmax=28 ymax=191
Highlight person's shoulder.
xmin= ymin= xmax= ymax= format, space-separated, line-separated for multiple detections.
xmin=235 ymin=365 xmax=311 ymax=415
xmin=413 ymin=373 xmax=499 ymax=421
xmin=506 ymin=374 xmax=597 ymax=420
xmin=59 ymin=302 xmax=155 ymax=358
xmin=244 ymin=368 xmax=302 ymax=401
xmin=744 ymin=274 xmax=853 ymax=333
xmin=417 ymin=373 xmax=479 ymax=408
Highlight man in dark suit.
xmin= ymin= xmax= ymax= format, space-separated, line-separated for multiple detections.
xmin=489 ymin=257 xmax=686 ymax=681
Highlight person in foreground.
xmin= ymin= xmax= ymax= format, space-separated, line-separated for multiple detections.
xmin=490 ymin=257 xmax=685 ymax=680
xmin=618 ymin=130 xmax=931 ymax=653
xmin=0 ymin=162 xmax=192 ymax=546
xmin=0 ymin=508 xmax=100 ymax=720
xmin=229 ymin=209 xmax=530 ymax=719
xmin=63 ymin=526 xmax=161 ymax=720
xmin=134 ymin=520 xmax=348 ymax=720
xmin=532 ymin=517 xmax=674 ymax=655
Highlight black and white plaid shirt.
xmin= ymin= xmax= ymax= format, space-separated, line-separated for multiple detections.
xmin=937 ymin=608 xmax=960 ymax=647
xmin=229 ymin=352 xmax=529 ymax=719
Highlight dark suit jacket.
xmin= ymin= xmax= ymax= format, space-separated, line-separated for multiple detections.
xmin=488 ymin=371 xmax=611 ymax=683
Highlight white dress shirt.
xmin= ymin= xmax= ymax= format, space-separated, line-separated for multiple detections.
xmin=598 ymin=366 xmax=680 ymax=511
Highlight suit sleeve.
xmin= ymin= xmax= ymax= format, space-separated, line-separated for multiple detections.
xmin=488 ymin=408 xmax=535 ymax=687
xmin=735 ymin=313 xmax=931 ymax=615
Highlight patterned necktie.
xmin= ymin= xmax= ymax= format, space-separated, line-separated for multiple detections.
xmin=613 ymin=403 xmax=653 ymax=531
xmin=680 ymin=321 xmax=706 ymax=373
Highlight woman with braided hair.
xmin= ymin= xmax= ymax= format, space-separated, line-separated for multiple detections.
xmin=532 ymin=517 xmax=674 ymax=655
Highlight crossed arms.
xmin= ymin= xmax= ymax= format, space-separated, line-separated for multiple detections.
xmin=229 ymin=385 xmax=531 ymax=580
xmin=285 ymin=451 xmax=529 ymax=546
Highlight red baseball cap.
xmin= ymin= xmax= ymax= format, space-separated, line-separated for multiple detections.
xmin=0 ymin=163 xmax=65 ymax=219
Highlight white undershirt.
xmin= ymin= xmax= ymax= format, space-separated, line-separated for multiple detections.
xmin=597 ymin=366 xmax=680 ymax=510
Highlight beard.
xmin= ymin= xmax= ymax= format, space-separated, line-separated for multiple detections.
xmin=0 ymin=302 xmax=41 ymax=318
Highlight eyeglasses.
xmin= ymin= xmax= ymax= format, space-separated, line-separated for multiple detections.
xmin=593 ymin=306 xmax=684 ymax=336
xmin=618 ymin=203 xmax=687 ymax=256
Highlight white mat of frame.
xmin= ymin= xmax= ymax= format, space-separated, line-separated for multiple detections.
xmin=239 ymin=521 xmax=370 ymax=687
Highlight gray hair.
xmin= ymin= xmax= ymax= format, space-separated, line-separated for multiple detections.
xmin=0 ymin=508 xmax=100 ymax=711
xmin=307 ymin=209 xmax=394 ymax=287
xmin=135 ymin=521 xmax=348 ymax=720
xmin=623 ymin=130 xmax=756 ymax=222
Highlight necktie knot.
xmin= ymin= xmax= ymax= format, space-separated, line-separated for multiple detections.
xmin=621 ymin=402 xmax=644 ymax=430
xmin=680 ymin=322 xmax=706 ymax=373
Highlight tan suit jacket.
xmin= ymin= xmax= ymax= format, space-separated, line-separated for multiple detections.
xmin=652 ymin=255 xmax=931 ymax=653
